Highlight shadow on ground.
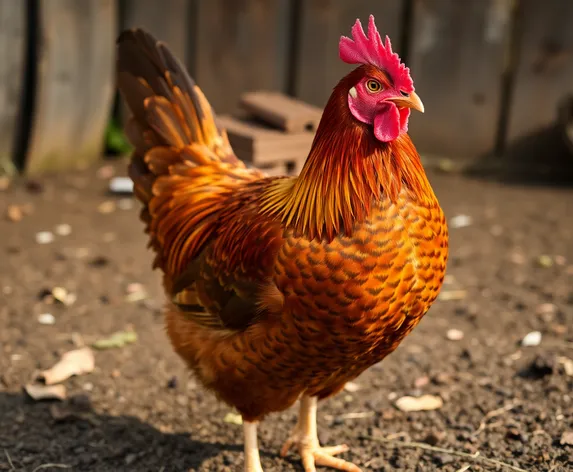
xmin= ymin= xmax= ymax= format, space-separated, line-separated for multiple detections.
xmin=0 ymin=392 xmax=242 ymax=471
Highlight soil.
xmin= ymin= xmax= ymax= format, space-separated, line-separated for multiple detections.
xmin=0 ymin=159 xmax=572 ymax=472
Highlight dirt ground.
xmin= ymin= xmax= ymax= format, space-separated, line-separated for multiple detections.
xmin=1 ymin=159 xmax=572 ymax=472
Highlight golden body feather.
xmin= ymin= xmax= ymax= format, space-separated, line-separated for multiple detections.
xmin=117 ymin=29 xmax=448 ymax=424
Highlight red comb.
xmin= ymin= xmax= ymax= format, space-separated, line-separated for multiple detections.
xmin=339 ymin=15 xmax=414 ymax=92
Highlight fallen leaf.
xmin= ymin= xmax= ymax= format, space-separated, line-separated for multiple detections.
xmin=24 ymin=383 xmax=67 ymax=401
xmin=92 ymin=331 xmax=137 ymax=350
xmin=537 ymin=255 xmax=553 ymax=268
xmin=224 ymin=412 xmax=243 ymax=425
xmin=560 ymin=431 xmax=573 ymax=446
xmin=438 ymin=290 xmax=467 ymax=301
xmin=39 ymin=347 xmax=95 ymax=385
xmin=395 ymin=394 xmax=443 ymax=412
xmin=557 ymin=357 xmax=573 ymax=376
xmin=52 ymin=287 xmax=76 ymax=306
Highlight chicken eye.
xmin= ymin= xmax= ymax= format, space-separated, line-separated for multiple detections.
xmin=366 ymin=79 xmax=382 ymax=93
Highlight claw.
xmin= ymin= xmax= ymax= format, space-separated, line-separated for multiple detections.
xmin=280 ymin=395 xmax=361 ymax=472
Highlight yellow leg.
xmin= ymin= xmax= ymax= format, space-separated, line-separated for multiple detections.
xmin=280 ymin=395 xmax=361 ymax=472
xmin=243 ymin=420 xmax=264 ymax=472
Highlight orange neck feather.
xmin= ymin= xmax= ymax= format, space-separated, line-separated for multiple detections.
xmin=261 ymin=69 xmax=435 ymax=241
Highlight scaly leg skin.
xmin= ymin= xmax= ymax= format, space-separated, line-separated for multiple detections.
xmin=280 ymin=395 xmax=362 ymax=472
xmin=244 ymin=420 xmax=264 ymax=472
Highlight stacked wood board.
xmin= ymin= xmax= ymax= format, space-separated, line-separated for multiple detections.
xmin=217 ymin=91 xmax=322 ymax=176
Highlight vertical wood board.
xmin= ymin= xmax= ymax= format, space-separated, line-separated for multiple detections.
xmin=120 ymin=0 xmax=190 ymax=68
xmin=507 ymin=0 xmax=573 ymax=142
xmin=194 ymin=0 xmax=292 ymax=114
xmin=295 ymin=0 xmax=405 ymax=107
xmin=25 ymin=0 xmax=117 ymax=174
xmin=0 ymin=1 xmax=25 ymax=173
xmin=119 ymin=0 xmax=191 ymax=123
xmin=407 ymin=0 xmax=511 ymax=159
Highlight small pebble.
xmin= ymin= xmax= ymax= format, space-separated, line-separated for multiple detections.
xmin=35 ymin=231 xmax=54 ymax=244
xmin=97 ymin=201 xmax=116 ymax=214
xmin=449 ymin=214 xmax=472 ymax=229
xmin=38 ymin=313 xmax=56 ymax=325
xmin=344 ymin=382 xmax=360 ymax=392
xmin=55 ymin=223 xmax=72 ymax=236
xmin=521 ymin=331 xmax=542 ymax=347
xmin=446 ymin=328 xmax=464 ymax=341
xmin=109 ymin=177 xmax=134 ymax=194
xmin=83 ymin=382 xmax=94 ymax=392
xmin=6 ymin=205 xmax=23 ymax=222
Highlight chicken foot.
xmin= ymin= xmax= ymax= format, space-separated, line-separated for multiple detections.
xmin=280 ymin=395 xmax=361 ymax=472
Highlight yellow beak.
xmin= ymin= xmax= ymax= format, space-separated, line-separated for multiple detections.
xmin=386 ymin=90 xmax=425 ymax=113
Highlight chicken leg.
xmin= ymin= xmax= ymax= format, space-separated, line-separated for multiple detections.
xmin=280 ymin=395 xmax=361 ymax=472
xmin=244 ymin=421 xmax=264 ymax=472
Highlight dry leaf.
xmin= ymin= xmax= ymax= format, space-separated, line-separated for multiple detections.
xmin=92 ymin=331 xmax=137 ymax=350
xmin=24 ymin=383 xmax=67 ymax=401
xmin=560 ymin=431 xmax=573 ymax=446
xmin=39 ymin=347 xmax=95 ymax=385
xmin=395 ymin=394 xmax=443 ymax=412
xmin=224 ymin=412 xmax=243 ymax=425
xmin=438 ymin=290 xmax=467 ymax=301
xmin=557 ymin=357 xmax=573 ymax=376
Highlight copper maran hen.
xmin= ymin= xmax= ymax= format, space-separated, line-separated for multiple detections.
xmin=116 ymin=14 xmax=448 ymax=472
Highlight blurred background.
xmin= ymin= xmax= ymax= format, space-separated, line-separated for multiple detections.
xmin=1 ymin=1 xmax=573 ymax=471
xmin=1 ymin=0 xmax=573 ymax=178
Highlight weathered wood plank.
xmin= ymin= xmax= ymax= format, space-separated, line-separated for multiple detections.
xmin=217 ymin=114 xmax=314 ymax=165
xmin=295 ymin=0 xmax=405 ymax=107
xmin=507 ymin=0 xmax=573 ymax=142
xmin=407 ymin=0 xmax=511 ymax=159
xmin=25 ymin=0 xmax=117 ymax=174
xmin=0 ymin=1 xmax=25 ymax=173
xmin=240 ymin=91 xmax=322 ymax=133
xmin=194 ymin=0 xmax=291 ymax=114
xmin=120 ymin=0 xmax=190 ymax=67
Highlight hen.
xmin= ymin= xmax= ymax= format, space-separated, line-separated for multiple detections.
xmin=117 ymin=15 xmax=448 ymax=472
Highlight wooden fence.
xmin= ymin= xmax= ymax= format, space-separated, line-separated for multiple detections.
xmin=0 ymin=0 xmax=572 ymax=175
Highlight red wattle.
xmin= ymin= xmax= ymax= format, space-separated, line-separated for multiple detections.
xmin=374 ymin=104 xmax=400 ymax=142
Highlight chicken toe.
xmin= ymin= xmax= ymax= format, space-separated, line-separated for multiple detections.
xmin=280 ymin=395 xmax=361 ymax=472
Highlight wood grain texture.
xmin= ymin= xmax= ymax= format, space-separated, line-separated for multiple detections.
xmin=407 ymin=0 xmax=511 ymax=159
xmin=294 ymin=0 xmax=405 ymax=107
xmin=121 ymin=0 xmax=190 ymax=64
xmin=507 ymin=0 xmax=573 ymax=142
xmin=0 ymin=1 xmax=25 ymax=173
xmin=194 ymin=0 xmax=291 ymax=113
xmin=25 ymin=0 xmax=117 ymax=174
